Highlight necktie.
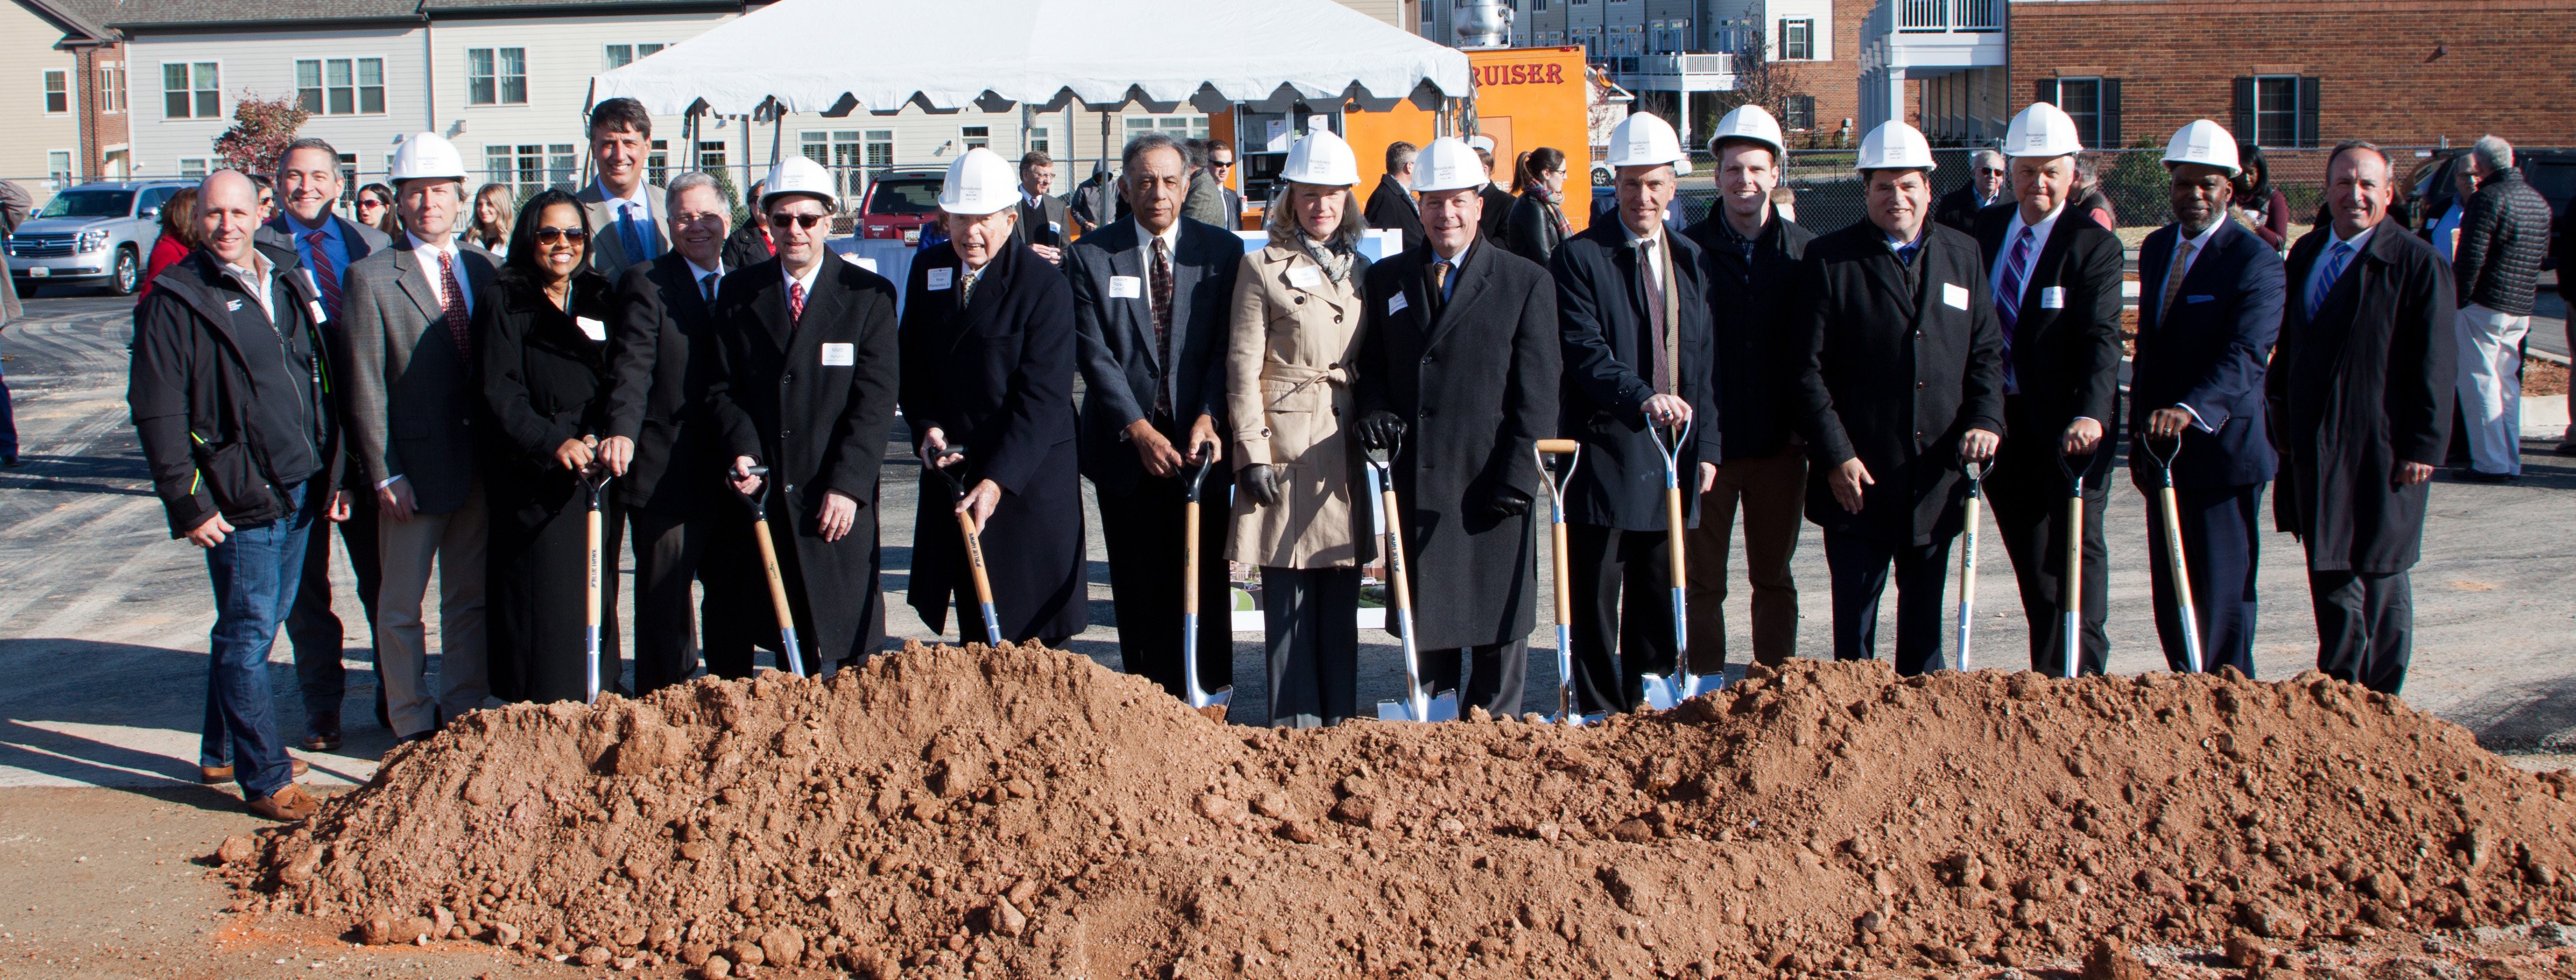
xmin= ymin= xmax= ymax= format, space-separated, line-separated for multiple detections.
xmin=619 ymin=205 xmax=649 ymax=262
xmin=1150 ymin=237 xmax=1174 ymax=418
xmin=1430 ymin=260 xmax=1451 ymax=316
xmin=2309 ymin=242 xmax=2354 ymax=319
xmin=788 ymin=280 xmax=807 ymax=324
xmin=1994 ymin=227 xmax=2034 ymax=395
xmin=2159 ymin=241 xmax=2195 ymax=328
xmin=700 ymin=272 xmax=719 ymax=304
xmin=437 ymin=251 xmax=470 ymax=360
xmin=1893 ymin=243 xmax=1918 ymax=268
xmin=305 ymin=231 xmax=342 ymax=321
xmin=1639 ymin=239 xmax=1673 ymax=396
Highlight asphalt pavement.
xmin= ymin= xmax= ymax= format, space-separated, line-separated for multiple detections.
xmin=3 ymin=284 xmax=2573 ymax=801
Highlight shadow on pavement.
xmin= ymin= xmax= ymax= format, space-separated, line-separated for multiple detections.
xmin=2452 ymin=673 xmax=2576 ymax=752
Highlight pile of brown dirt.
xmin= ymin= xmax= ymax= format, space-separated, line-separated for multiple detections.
xmin=224 ymin=643 xmax=2576 ymax=978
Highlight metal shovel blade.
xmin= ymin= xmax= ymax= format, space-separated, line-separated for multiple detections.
xmin=1377 ymin=689 xmax=1461 ymax=723
xmin=1637 ymin=669 xmax=1720 ymax=712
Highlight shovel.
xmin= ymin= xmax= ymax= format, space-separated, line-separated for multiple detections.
xmin=1638 ymin=419 xmax=1716 ymax=710
xmin=1181 ymin=454 xmax=1233 ymax=713
xmin=1534 ymin=438 xmax=1602 ymax=725
xmin=1368 ymin=433 xmax=1457 ymax=723
xmin=2144 ymin=437 xmax=2206 ymax=675
xmin=2051 ymin=443 xmax=2103 ymax=680
xmin=743 ymin=466 xmax=807 ymax=679
xmin=928 ymin=445 xmax=1005 ymax=648
xmin=582 ymin=470 xmax=614 ymax=704
xmin=1954 ymin=459 xmax=1988 ymax=671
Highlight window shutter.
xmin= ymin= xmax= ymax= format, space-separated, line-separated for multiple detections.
xmin=2297 ymin=77 xmax=2321 ymax=148
xmin=2100 ymin=79 xmax=2122 ymax=149
xmin=2232 ymin=77 xmax=2255 ymax=143
xmin=2035 ymin=78 xmax=2058 ymax=105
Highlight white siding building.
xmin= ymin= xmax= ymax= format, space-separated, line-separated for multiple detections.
xmin=2 ymin=0 xmax=96 ymax=207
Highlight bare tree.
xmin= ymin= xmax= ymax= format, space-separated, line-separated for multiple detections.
xmin=1711 ymin=43 xmax=1808 ymax=149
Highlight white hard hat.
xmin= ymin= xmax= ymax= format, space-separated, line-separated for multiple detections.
xmin=2002 ymin=102 xmax=2083 ymax=158
xmin=1707 ymin=103 xmax=1786 ymax=160
xmin=1604 ymin=111 xmax=1692 ymax=175
xmin=2162 ymin=120 xmax=2242 ymax=175
xmin=1409 ymin=138 xmax=1486 ymax=194
xmin=1465 ymin=134 xmax=1497 ymax=155
xmin=1854 ymin=121 xmax=1938 ymax=173
xmin=388 ymin=132 xmax=465 ymax=185
xmin=761 ymin=156 xmax=837 ymax=212
xmin=1279 ymin=129 xmax=1360 ymax=187
xmin=937 ymin=147 xmax=1019 ymax=216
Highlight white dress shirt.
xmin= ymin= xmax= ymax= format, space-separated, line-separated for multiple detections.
xmin=1988 ymin=203 xmax=2063 ymax=305
xmin=405 ymin=233 xmax=473 ymax=317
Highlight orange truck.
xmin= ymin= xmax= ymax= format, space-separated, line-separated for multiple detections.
xmin=1210 ymin=45 xmax=1593 ymax=233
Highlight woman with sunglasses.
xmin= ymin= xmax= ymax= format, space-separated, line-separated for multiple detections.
xmin=356 ymin=183 xmax=399 ymax=237
xmin=478 ymin=188 xmax=621 ymax=703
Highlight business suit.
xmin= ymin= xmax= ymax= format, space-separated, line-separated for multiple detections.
xmin=1681 ymin=209 xmax=1817 ymax=668
xmin=899 ymin=241 xmax=1089 ymax=645
xmin=1550 ymin=222 xmax=1720 ymax=714
xmin=258 ymin=212 xmax=389 ymax=736
xmin=1933 ymin=184 xmax=1997 ymax=234
xmin=1787 ymin=220 xmax=2006 ymax=675
xmin=1478 ymin=184 xmax=1516 ymax=244
xmin=1012 ymin=192 xmax=1072 ymax=251
xmin=340 ymin=237 xmax=500 ymax=738
xmin=1354 ymin=239 xmax=1560 ymax=714
xmin=1973 ymin=203 xmax=2124 ymax=677
xmin=2268 ymin=221 xmax=2457 ymax=694
xmin=1364 ymin=174 xmax=1426 ymax=252
xmin=2128 ymin=219 xmax=2285 ymax=677
xmin=1068 ymin=216 xmax=1241 ymax=700
xmin=606 ymin=254 xmax=754 ymax=691
xmin=708 ymin=257 xmax=905 ymax=672
xmin=578 ymin=181 xmax=671 ymax=283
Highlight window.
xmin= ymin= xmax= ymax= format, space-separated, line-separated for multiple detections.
xmin=1779 ymin=19 xmax=1813 ymax=59
xmin=484 ymin=143 xmax=573 ymax=197
xmin=339 ymin=153 xmax=358 ymax=205
xmin=1785 ymin=94 xmax=1816 ymax=132
xmin=163 ymin=62 xmax=219 ymax=119
xmin=864 ymin=130 xmax=893 ymax=168
xmin=696 ymin=140 xmax=727 ymax=172
xmin=547 ymin=143 xmax=576 ymax=191
xmin=177 ymin=157 xmax=209 ymax=178
xmin=98 ymin=64 xmax=124 ymax=113
xmin=47 ymin=150 xmax=72 ymax=189
xmin=1532 ymin=0 xmax=1547 ymax=10
xmin=960 ymin=126 xmax=990 ymax=151
xmin=2255 ymin=76 xmax=2299 ymax=147
xmin=1026 ymin=127 xmax=1050 ymax=156
xmin=601 ymin=43 xmax=666 ymax=70
xmin=802 ymin=130 xmax=869 ymax=198
xmin=1124 ymin=116 xmax=1210 ymax=140
xmin=466 ymin=48 xmax=526 ymax=106
xmin=2042 ymin=77 xmax=2121 ymax=150
xmin=43 ymin=71 xmax=68 ymax=114
xmin=296 ymin=59 xmax=384 ymax=115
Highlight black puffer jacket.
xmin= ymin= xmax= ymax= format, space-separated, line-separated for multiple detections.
xmin=2453 ymin=167 xmax=2551 ymax=315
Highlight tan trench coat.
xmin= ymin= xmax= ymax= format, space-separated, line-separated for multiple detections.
xmin=1226 ymin=244 xmax=1370 ymax=568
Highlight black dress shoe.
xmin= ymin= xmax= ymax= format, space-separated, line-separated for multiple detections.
xmin=2454 ymin=468 xmax=2518 ymax=484
xmin=301 ymin=710 xmax=342 ymax=751
xmin=2 ymin=457 xmax=19 ymax=468
xmin=2556 ymin=440 xmax=2576 ymax=457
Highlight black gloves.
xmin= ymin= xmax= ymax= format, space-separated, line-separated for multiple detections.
xmin=1238 ymin=464 xmax=1281 ymax=507
xmin=1482 ymin=484 xmax=1533 ymax=519
xmin=1355 ymin=410 xmax=1406 ymax=451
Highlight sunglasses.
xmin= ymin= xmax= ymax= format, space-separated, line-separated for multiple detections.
xmin=357 ymin=199 xmax=388 ymax=210
xmin=768 ymin=213 xmax=826 ymax=230
xmin=534 ymin=226 xmax=588 ymax=245
xmin=1209 ymin=160 xmax=1235 ymax=168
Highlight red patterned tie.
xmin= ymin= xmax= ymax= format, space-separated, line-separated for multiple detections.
xmin=304 ymin=231 xmax=342 ymax=321
xmin=789 ymin=280 xmax=807 ymax=323
xmin=437 ymin=251 xmax=470 ymax=359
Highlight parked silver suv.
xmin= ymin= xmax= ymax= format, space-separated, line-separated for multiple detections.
xmin=8 ymin=180 xmax=193 ymax=298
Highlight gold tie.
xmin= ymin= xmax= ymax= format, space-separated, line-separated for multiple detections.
xmin=1430 ymin=261 xmax=1449 ymax=315
xmin=2160 ymin=241 xmax=2195 ymax=326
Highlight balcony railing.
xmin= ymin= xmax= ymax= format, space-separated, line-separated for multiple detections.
xmin=1899 ymin=0 xmax=1999 ymax=32
xmin=1623 ymin=53 xmax=1735 ymax=75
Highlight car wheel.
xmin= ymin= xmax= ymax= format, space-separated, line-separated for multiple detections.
xmin=109 ymin=246 xmax=140 ymax=296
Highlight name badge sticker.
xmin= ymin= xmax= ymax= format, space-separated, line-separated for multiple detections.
xmin=821 ymin=342 xmax=855 ymax=367
xmin=576 ymin=317 xmax=607 ymax=342
xmin=839 ymin=252 xmax=878 ymax=272
xmin=1942 ymin=283 xmax=1969 ymax=311
xmin=1288 ymin=266 xmax=1322 ymax=289
xmin=2039 ymin=286 xmax=2067 ymax=310
xmin=1387 ymin=291 xmax=1409 ymax=315
xmin=307 ymin=299 xmax=329 ymax=325
xmin=926 ymin=267 xmax=953 ymax=291
xmin=226 ymin=299 xmax=244 ymax=312
xmin=1108 ymin=275 xmax=1143 ymax=299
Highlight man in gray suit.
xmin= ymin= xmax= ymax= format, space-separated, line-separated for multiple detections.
xmin=576 ymin=98 xmax=669 ymax=284
xmin=258 ymin=136 xmax=391 ymax=749
xmin=1068 ymin=132 xmax=1241 ymax=702
xmin=1011 ymin=151 xmax=1072 ymax=264
xmin=341 ymin=131 xmax=499 ymax=744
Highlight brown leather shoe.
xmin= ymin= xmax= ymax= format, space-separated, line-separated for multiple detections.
xmin=246 ymin=784 xmax=321 ymax=821
xmin=199 ymin=758 xmax=309 ymax=784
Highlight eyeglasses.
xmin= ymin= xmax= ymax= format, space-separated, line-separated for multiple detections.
xmin=768 ymin=213 xmax=826 ymax=229
xmin=1209 ymin=159 xmax=1234 ymax=169
xmin=534 ymin=226 xmax=588 ymax=245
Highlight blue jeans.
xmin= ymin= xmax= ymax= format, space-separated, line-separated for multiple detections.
xmin=198 ymin=480 xmax=315 ymax=798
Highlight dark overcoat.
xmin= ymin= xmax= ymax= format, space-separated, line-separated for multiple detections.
xmin=606 ymin=254 xmax=730 ymax=515
xmin=1972 ymin=204 xmax=2125 ymax=440
xmin=1065 ymin=216 xmax=1241 ymax=496
xmin=706 ymin=256 xmax=904 ymax=663
xmin=1364 ymin=174 xmax=1427 ymax=253
xmin=1353 ymin=240 xmax=1560 ymax=649
xmin=1549 ymin=222 xmax=1720 ymax=531
xmin=2267 ymin=222 xmax=2457 ymax=574
xmin=2126 ymin=219 xmax=2285 ymax=490
xmin=1683 ymin=211 xmax=1816 ymax=463
xmin=1787 ymin=220 xmax=2007 ymax=546
xmin=478 ymin=272 xmax=621 ymax=702
xmin=898 ymin=242 xmax=1089 ymax=643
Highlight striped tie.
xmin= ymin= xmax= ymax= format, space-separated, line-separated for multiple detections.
xmin=437 ymin=251 xmax=470 ymax=360
xmin=788 ymin=280 xmax=806 ymax=324
xmin=304 ymin=231 xmax=342 ymax=321
xmin=2308 ymin=242 xmax=2354 ymax=320
xmin=1994 ymin=227 xmax=2035 ymax=395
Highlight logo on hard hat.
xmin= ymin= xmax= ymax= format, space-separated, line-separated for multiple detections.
xmin=2186 ymin=146 xmax=2207 ymax=157
xmin=1434 ymin=164 xmax=1456 ymax=181
xmin=962 ymin=187 xmax=980 ymax=203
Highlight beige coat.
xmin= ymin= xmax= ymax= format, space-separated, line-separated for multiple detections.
xmin=1226 ymin=244 xmax=1369 ymax=568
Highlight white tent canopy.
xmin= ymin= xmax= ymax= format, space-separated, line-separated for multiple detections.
xmin=587 ymin=0 xmax=1474 ymax=119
